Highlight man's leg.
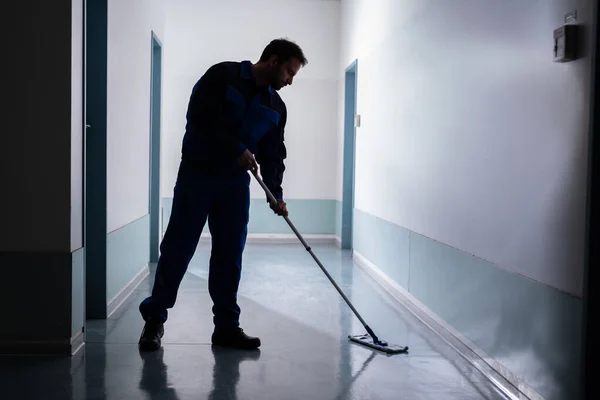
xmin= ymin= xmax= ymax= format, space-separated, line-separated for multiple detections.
xmin=138 ymin=166 xmax=211 ymax=350
xmin=207 ymin=172 xmax=260 ymax=349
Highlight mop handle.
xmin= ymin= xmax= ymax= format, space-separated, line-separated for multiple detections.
xmin=249 ymin=167 xmax=373 ymax=333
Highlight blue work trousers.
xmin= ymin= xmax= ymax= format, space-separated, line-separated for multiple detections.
xmin=140 ymin=163 xmax=250 ymax=331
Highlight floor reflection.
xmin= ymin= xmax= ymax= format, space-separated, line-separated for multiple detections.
xmin=139 ymin=348 xmax=180 ymax=400
xmin=208 ymin=346 xmax=261 ymax=400
xmin=0 ymin=243 xmax=512 ymax=400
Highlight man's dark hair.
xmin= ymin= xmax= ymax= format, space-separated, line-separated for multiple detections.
xmin=260 ymin=38 xmax=307 ymax=66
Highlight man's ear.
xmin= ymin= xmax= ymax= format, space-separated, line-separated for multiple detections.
xmin=268 ymin=55 xmax=279 ymax=68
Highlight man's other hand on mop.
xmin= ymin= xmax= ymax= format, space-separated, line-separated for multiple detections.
xmin=270 ymin=199 xmax=288 ymax=217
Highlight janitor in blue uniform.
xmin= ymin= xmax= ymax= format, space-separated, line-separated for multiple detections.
xmin=138 ymin=39 xmax=307 ymax=351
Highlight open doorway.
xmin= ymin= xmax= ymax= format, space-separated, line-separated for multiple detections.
xmin=342 ymin=60 xmax=358 ymax=250
xmin=149 ymin=33 xmax=162 ymax=263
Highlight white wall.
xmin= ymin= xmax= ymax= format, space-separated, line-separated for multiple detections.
xmin=107 ymin=0 xmax=166 ymax=233
xmin=71 ymin=0 xmax=83 ymax=251
xmin=339 ymin=0 xmax=594 ymax=297
xmin=162 ymin=0 xmax=341 ymax=200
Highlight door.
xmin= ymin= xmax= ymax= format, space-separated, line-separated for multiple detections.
xmin=342 ymin=60 xmax=358 ymax=250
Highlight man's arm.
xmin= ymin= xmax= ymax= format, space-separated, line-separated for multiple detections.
xmin=256 ymin=106 xmax=287 ymax=201
xmin=186 ymin=63 xmax=247 ymax=158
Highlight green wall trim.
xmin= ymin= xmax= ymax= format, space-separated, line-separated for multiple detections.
xmin=162 ymin=198 xmax=336 ymax=235
xmin=354 ymin=209 xmax=410 ymax=288
xmin=353 ymin=207 xmax=582 ymax=400
xmin=335 ymin=200 xmax=342 ymax=238
xmin=107 ymin=214 xmax=150 ymax=302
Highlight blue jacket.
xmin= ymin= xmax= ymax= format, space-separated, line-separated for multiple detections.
xmin=180 ymin=60 xmax=287 ymax=200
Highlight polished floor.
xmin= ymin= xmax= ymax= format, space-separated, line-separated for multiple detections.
xmin=0 ymin=243 xmax=510 ymax=399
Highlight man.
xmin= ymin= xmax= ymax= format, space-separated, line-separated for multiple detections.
xmin=138 ymin=38 xmax=307 ymax=351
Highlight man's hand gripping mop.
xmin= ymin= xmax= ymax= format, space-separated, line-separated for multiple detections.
xmin=250 ymin=167 xmax=408 ymax=355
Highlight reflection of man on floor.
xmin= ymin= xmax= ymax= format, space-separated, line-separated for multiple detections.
xmin=208 ymin=347 xmax=261 ymax=400
xmin=139 ymin=348 xmax=180 ymax=400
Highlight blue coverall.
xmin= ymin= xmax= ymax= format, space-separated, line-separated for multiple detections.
xmin=139 ymin=60 xmax=287 ymax=331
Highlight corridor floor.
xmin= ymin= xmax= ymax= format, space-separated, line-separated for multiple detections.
xmin=0 ymin=243 xmax=510 ymax=400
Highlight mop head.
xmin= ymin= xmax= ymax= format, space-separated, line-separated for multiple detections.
xmin=348 ymin=333 xmax=409 ymax=354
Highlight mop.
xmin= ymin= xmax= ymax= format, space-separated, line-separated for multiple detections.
xmin=250 ymin=168 xmax=408 ymax=355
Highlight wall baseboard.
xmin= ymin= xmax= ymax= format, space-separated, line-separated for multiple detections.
xmin=0 ymin=329 xmax=85 ymax=356
xmin=107 ymin=264 xmax=150 ymax=318
xmin=353 ymin=250 xmax=542 ymax=400
xmin=199 ymin=233 xmax=336 ymax=244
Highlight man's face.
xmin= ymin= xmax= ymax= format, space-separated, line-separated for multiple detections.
xmin=268 ymin=56 xmax=302 ymax=90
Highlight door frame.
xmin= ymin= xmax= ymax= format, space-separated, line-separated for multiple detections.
xmin=582 ymin=4 xmax=600 ymax=399
xmin=84 ymin=0 xmax=108 ymax=320
xmin=149 ymin=32 xmax=162 ymax=263
xmin=341 ymin=60 xmax=358 ymax=250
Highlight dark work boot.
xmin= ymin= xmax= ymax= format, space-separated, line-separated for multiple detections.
xmin=138 ymin=318 xmax=164 ymax=351
xmin=211 ymin=327 xmax=261 ymax=350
